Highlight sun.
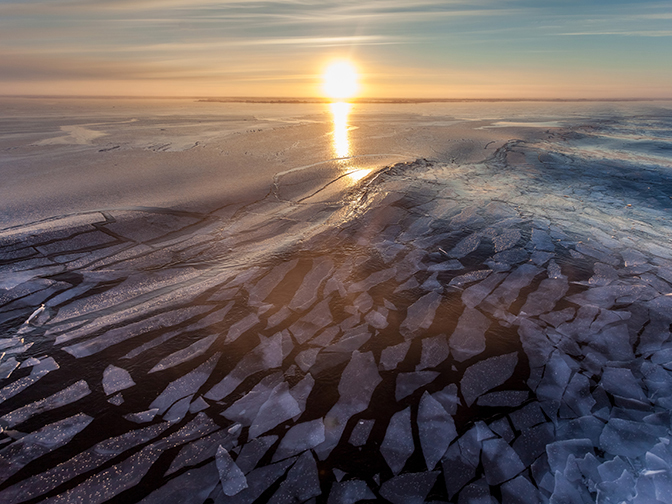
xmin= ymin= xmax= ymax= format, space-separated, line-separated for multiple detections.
xmin=323 ymin=61 xmax=358 ymax=100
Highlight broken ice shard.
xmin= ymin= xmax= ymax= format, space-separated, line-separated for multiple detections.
xmin=449 ymin=307 xmax=491 ymax=362
xmin=379 ymin=341 xmax=411 ymax=371
xmin=248 ymin=381 xmax=301 ymax=438
xmin=418 ymin=391 xmax=457 ymax=470
xmin=216 ymin=445 xmax=248 ymax=496
xmin=267 ymin=451 xmax=321 ymax=504
xmin=379 ymin=471 xmax=439 ymax=504
xmin=0 ymin=413 xmax=93 ymax=484
xmin=395 ymin=371 xmax=440 ymax=401
xmin=205 ymin=333 xmax=283 ymax=401
xmin=1 ymin=379 xmax=91 ymax=428
xmin=149 ymin=353 xmax=220 ymax=415
xmin=417 ymin=334 xmax=450 ymax=370
xmin=400 ymin=291 xmax=442 ymax=338
xmin=148 ymin=333 xmax=218 ymax=373
xmin=328 ymin=480 xmax=376 ymax=504
xmin=481 ymin=438 xmax=525 ymax=485
xmin=315 ymin=351 xmax=381 ymax=460
xmin=460 ymin=352 xmax=518 ymax=406
xmin=348 ymin=419 xmax=374 ymax=447
xmin=272 ymin=418 xmax=325 ymax=461
xmin=380 ymin=407 xmax=414 ymax=475
xmin=102 ymin=365 xmax=135 ymax=395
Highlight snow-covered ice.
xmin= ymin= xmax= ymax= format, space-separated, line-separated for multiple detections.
xmin=3 ymin=100 xmax=672 ymax=502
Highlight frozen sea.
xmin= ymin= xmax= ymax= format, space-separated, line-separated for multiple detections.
xmin=1 ymin=97 xmax=672 ymax=503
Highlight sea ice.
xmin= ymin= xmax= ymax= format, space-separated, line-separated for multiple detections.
xmin=295 ymin=348 xmax=320 ymax=372
xmin=246 ymin=259 xmax=298 ymax=305
xmin=449 ymin=233 xmax=482 ymax=259
xmin=249 ymin=381 xmax=301 ymax=437
xmin=60 ymin=305 xmax=210 ymax=356
xmin=418 ymin=391 xmax=457 ymax=470
xmin=481 ymin=438 xmax=525 ymax=485
xmin=205 ymin=333 xmax=283 ymax=401
xmin=530 ymin=229 xmax=555 ymax=251
xmin=460 ymin=352 xmax=518 ymax=406
xmin=235 ymin=435 xmax=278 ymax=474
xmin=0 ymin=413 xmax=92 ymax=484
xmin=0 ymin=357 xmax=19 ymax=379
xmin=316 ymin=351 xmax=381 ymax=459
xmin=500 ymin=475 xmax=543 ymax=504
xmin=289 ymin=298 xmax=333 ymax=344
xmin=272 ymin=418 xmax=325 ymax=461
xmin=364 ymin=307 xmax=389 ymax=329
xmin=489 ymin=417 xmax=515 ymax=443
xmin=311 ymin=325 xmax=340 ymax=346
xmin=442 ymin=443 xmax=477 ymax=499
xmin=546 ymin=438 xmax=594 ymax=474
xmin=483 ymin=263 xmax=542 ymax=311
xmin=102 ymin=365 xmax=135 ymax=395
xmin=400 ymin=291 xmax=442 ymax=338
xmin=163 ymin=395 xmax=193 ymax=423
xmin=493 ymin=229 xmax=522 ymax=252
xmin=289 ymin=373 xmax=314 ymax=413
xmin=519 ymin=278 xmax=568 ymax=317
xmin=432 ymin=383 xmax=460 ymax=415
xmin=327 ymin=480 xmax=376 ymax=504
xmin=562 ymin=373 xmax=595 ymax=417
xmin=0 ymin=379 xmax=91 ymax=428
xmin=108 ymin=393 xmax=124 ymax=406
xmin=225 ymin=313 xmax=260 ymax=343
xmin=448 ymin=269 xmax=492 ymax=288
xmin=352 ymin=292 xmax=373 ymax=313
xmin=395 ymin=371 xmax=440 ymax=401
xmin=379 ymin=472 xmax=439 ymax=504
xmin=43 ymin=444 xmax=162 ymax=504
xmin=461 ymin=272 xmax=506 ymax=309
xmin=348 ymin=267 xmax=397 ymax=293
xmin=348 ymin=419 xmax=374 ymax=446
xmin=165 ymin=426 xmax=239 ymax=476
xmin=267 ymin=451 xmax=320 ymax=504
xmin=535 ymin=351 xmax=572 ymax=418
xmin=508 ymin=404 xmax=546 ymax=433
xmin=600 ymin=417 xmax=664 ymax=458
xmin=148 ymin=333 xmax=218 ymax=373
xmin=380 ymin=407 xmax=414 ymax=475
xmin=124 ymin=408 xmax=159 ymax=424
xmin=0 ymin=357 xmax=59 ymax=403
xmin=600 ymin=367 xmax=646 ymax=401
xmin=222 ymin=373 xmax=284 ymax=426
xmin=477 ymin=390 xmax=529 ymax=408
xmin=449 ymin=307 xmax=491 ymax=362
xmin=140 ymin=462 xmax=219 ymax=504
xmin=0 ymin=423 xmax=169 ymax=503
xmin=217 ymin=459 xmax=295 ymax=504
xmin=216 ymin=445 xmax=248 ymax=496
xmin=417 ymin=334 xmax=450 ymax=370
xmin=149 ymin=353 xmax=220 ymax=415
xmin=379 ymin=341 xmax=411 ymax=371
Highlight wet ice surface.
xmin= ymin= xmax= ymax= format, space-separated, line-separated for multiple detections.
xmin=1 ymin=100 xmax=672 ymax=502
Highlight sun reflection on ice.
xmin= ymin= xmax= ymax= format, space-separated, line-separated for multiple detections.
xmin=330 ymin=101 xmax=351 ymax=159
xmin=329 ymin=102 xmax=372 ymax=183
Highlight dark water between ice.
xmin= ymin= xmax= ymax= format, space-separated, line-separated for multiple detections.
xmin=1 ymin=103 xmax=672 ymax=503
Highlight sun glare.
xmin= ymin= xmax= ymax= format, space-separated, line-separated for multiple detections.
xmin=323 ymin=61 xmax=358 ymax=100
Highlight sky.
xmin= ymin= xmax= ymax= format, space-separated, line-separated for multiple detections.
xmin=1 ymin=0 xmax=671 ymax=99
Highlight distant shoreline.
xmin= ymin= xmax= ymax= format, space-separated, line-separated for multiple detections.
xmin=1 ymin=95 xmax=670 ymax=104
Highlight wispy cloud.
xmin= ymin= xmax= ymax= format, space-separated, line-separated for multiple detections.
xmin=1 ymin=0 xmax=670 ymax=97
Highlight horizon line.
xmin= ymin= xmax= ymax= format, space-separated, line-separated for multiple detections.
xmin=2 ymin=95 xmax=671 ymax=104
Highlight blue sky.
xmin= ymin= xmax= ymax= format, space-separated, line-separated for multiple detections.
xmin=1 ymin=0 xmax=670 ymax=97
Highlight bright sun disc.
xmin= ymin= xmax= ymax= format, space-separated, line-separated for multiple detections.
xmin=323 ymin=61 xmax=358 ymax=99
